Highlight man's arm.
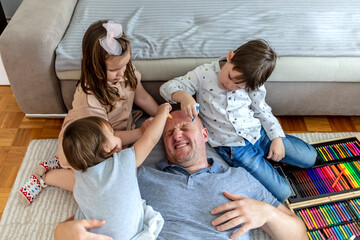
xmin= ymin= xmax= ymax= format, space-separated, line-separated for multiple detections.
xmin=211 ymin=192 xmax=307 ymax=240
xmin=261 ymin=204 xmax=307 ymax=240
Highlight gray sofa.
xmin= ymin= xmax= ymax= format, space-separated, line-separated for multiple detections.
xmin=1 ymin=0 xmax=360 ymax=117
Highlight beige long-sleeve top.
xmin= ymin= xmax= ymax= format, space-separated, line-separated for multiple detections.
xmin=57 ymin=70 xmax=142 ymax=167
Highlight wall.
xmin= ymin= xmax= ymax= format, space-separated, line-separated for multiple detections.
xmin=0 ymin=54 xmax=9 ymax=85
xmin=0 ymin=0 xmax=23 ymax=85
xmin=2 ymin=0 xmax=23 ymax=18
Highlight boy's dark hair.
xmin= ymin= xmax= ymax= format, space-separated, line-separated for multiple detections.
xmin=230 ymin=39 xmax=277 ymax=91
xmin=62 ymin=116 xmax=115 ymax=171
xmin=80 ymin=20 xmax=138 ymax=112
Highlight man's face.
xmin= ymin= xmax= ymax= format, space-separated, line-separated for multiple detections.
xmin=163 ymin=111 xmax=208 ymax=168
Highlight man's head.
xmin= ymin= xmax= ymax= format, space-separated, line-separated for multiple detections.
xmin=162 ymin=110 xmax=209 ymax=173
xmin=217 ymin=39 xmax=277 ymax=92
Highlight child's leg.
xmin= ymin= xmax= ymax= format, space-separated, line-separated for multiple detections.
xmin=258 ymin=131 xmax=317 ymax=168
xmin=281 ymin=134 xmax=317 ymax=167
xmin=18 ymin=174 xmax=47 ymax=206
xmin=18 ymin=164 xmax=75 ymax=206
xmin=215 ymin=144 xmax=291 ymax=202
xmin=34 ymin=156 xmax=61 ymax=176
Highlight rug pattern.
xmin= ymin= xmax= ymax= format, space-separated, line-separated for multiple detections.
xmin=1 ymin=132 xmax=359 ymax=240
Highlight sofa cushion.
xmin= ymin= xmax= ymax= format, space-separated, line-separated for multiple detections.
xmin=55 ymin=0 xmax=360 ymax=75
xmin=57 ymin=57 xmax=360 ymax=83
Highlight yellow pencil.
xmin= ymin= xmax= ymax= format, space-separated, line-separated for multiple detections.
xmin=306 ymin=208 xmax=318 ymax=229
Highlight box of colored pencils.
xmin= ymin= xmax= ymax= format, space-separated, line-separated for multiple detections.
xmin=291 ymin=197 xmax=360 ymax=240
xmin=281 ymin=136 xmax=360 ymax=205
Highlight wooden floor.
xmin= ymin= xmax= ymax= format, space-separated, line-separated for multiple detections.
xmin=0 ymin=85 xmax=360 ymax=219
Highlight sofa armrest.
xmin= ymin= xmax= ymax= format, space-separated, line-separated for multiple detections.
xmin=0 ymin=0 xmax=78 ymax=114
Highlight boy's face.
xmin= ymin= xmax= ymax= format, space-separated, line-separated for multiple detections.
xmin=217 ymin=51 xmax=247 ymax=91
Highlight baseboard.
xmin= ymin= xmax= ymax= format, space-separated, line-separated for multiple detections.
xmin=25 ymin=113 xmax=66 ymax=118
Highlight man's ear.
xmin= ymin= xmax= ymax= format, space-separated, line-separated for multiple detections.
xmin=227 ymin=51 xmax=235 ymax=62
xmin=202 ymin=128 xmax=209 ymax=142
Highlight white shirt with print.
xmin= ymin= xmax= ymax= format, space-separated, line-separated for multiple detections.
xmin=160 ymin=58 xmax=285 ymax=147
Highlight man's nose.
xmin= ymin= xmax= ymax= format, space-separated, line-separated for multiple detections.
xmin=173 ymin=129 xmax=182 ymax=139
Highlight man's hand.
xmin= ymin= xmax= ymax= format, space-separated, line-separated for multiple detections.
xmin=210 ymin=192 xmax=272 ymax=240
xmin=54 ymin=219 xmax=112 ymax=240
xmin=267 ymin=137 xmax=285 ymax=162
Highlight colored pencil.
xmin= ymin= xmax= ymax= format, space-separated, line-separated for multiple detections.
xmin=332 ymin=167 xmax=346 ymax=188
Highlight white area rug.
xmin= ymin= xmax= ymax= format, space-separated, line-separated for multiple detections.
xmin=1 ymin=132 xmax=360 ymax=240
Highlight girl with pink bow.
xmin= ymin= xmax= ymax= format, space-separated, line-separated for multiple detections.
xmin=19 ymin=20 xmax=159 ymax=205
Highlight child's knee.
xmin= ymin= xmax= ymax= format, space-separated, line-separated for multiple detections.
xmin=276 ymin=184 xmax=292 ymax=203
xmin=302 ymin=147 xmax=317 ymax=168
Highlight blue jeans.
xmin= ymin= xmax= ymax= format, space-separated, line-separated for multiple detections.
xmin=214 ymin=129 xmax=317 ymax=202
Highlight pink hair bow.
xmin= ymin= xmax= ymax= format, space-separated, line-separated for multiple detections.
xmin=99 ymin=21 xmax=123 ymax=55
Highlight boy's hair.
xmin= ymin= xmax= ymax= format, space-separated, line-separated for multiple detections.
xmin=80 ymin=20 xmax=138 ymax=112
xmin=62 ymin=116 xmax=115 ymax=171
xmin=230 ymin=39 xmax=277 ymax=91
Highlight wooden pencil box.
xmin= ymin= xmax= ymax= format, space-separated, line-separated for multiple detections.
xmin=289 ymin=196 xmax=360 ymax=240
xmin=278 ymin=136 xmax=360 ymax=240
xmin=279 ymin=136 xmax=360 ymax=209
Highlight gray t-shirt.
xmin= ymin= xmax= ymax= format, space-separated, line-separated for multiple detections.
xmin=74 ymin=147 xmax=163 ymax=240
xmin=138 ymin=158 xmax=280 ymax=240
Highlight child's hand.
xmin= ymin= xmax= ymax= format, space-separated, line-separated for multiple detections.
xmin=140 ymin=117 xmax=154 ymax=134
xmin=157 ymin=102 xmax=172 ymax=117
xmin=181 ymin=94 xmax=197 ymax=120
xmin=267 ymin=137 xmax=285 ymax=162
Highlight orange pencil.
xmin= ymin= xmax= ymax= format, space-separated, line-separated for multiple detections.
xmin=332 ymin=167 xmax=346 ymax=188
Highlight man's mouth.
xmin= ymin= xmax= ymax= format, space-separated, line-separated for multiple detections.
xmin=174 ymin=143 xmax=189 ymax=149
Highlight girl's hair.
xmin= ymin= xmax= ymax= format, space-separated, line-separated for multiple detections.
xmin=230 ymin=39 xmax=277 ymax=91
xmin=62 ymin=116 xmax=118 ymax=171
xmin=80 ymin=20 xmax=138 ymax=112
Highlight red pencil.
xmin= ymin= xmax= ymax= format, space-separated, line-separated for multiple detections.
xmin=332 ymin=167 xmax=346 ymax=188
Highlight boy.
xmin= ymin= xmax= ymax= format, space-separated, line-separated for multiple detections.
xmin=160 ymin=39 xmax=316 ymax=202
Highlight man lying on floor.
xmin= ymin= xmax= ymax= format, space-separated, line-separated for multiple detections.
xmin=55 ymin=110 xmax=307 ymax=240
